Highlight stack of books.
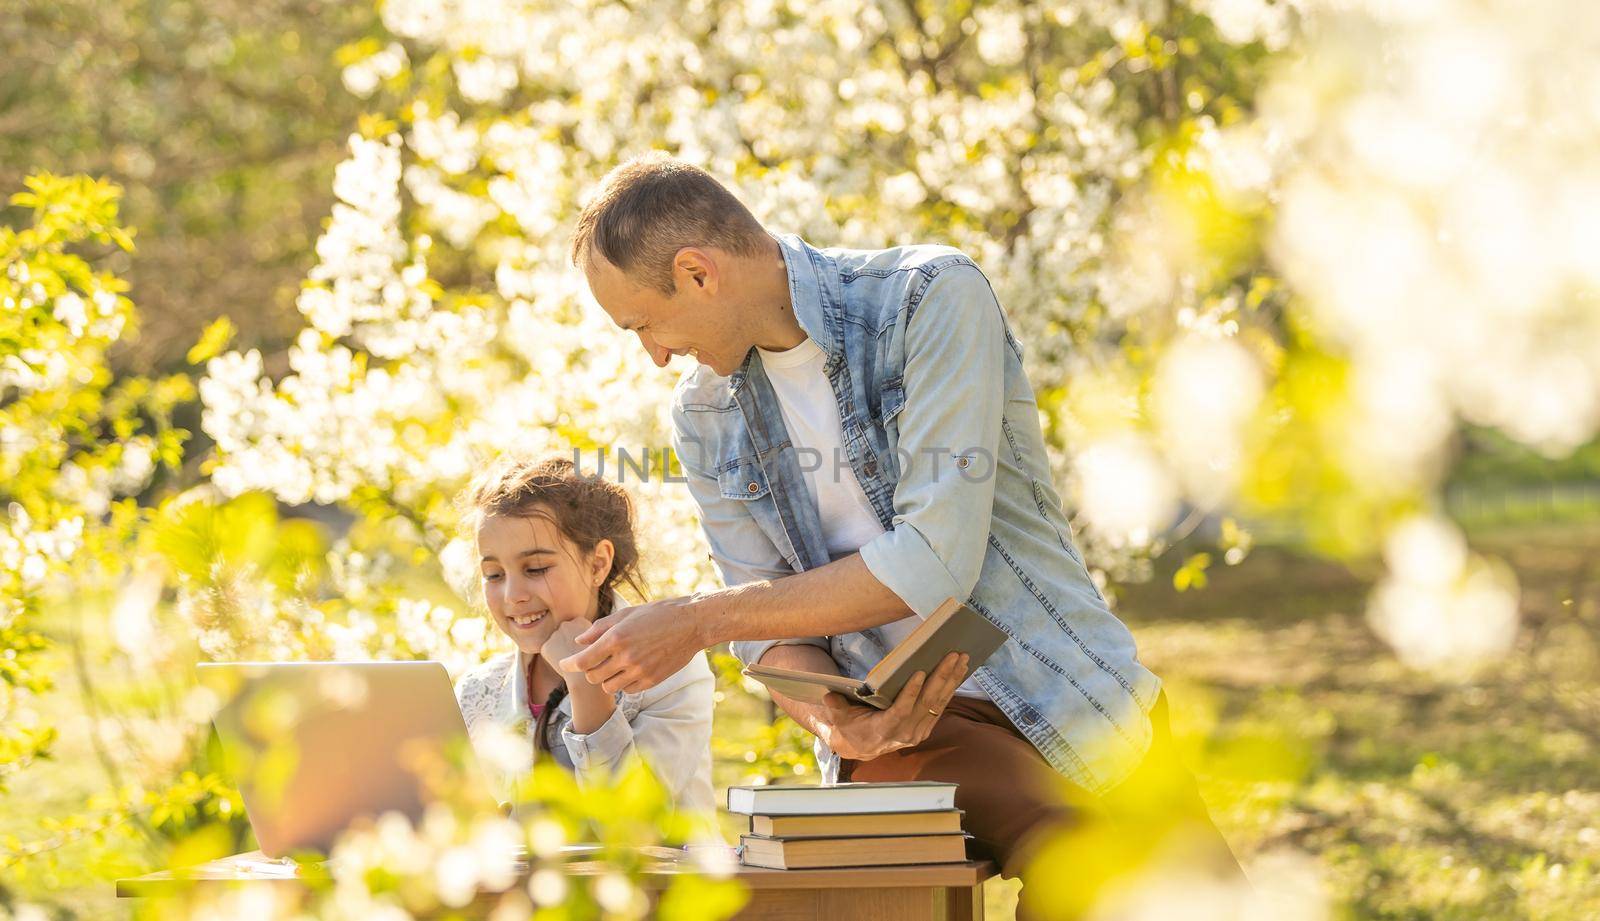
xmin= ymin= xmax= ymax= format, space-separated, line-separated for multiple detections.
xmin=727 ymin=781 xmax=968 ymax=870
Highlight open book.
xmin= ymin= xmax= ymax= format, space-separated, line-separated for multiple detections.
xmin=741 ymin=598 xmax=1008 ymax=710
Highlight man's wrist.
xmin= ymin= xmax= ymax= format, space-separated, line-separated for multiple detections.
xmin=685 ymin=589 xmax=729 ymax=649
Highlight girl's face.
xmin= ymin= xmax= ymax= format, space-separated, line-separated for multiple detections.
xmin=477 ymin=510 xmax=614 ymax=655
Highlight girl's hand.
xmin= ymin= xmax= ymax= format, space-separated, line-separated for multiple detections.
xmin=541 ymin=620 xmax=593 ymax=684
xmin=547 ymin=618 xmax=618 ymax=733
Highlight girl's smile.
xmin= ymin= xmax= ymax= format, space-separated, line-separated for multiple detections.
xmin=506 ymin=609 xmax=549 ymax=629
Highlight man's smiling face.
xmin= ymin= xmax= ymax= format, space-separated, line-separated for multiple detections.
xmin=582 ymin=249 xmax=748 ymax=376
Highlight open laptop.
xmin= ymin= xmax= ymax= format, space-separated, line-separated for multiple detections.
xmin=198 ymin=661 xmax=501 ymax=858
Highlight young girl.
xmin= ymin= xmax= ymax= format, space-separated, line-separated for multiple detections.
xmin=454 ymin=455 xmax=715 ymax=816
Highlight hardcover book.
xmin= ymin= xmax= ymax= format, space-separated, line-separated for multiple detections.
xmin=725 ymin=781 xmax=957 ymax=816
xmin=738 ymin=833 xmax=969 ymax=870
xmin=741 ymin=598 xmax=1007 ymax=710
xmin=747 ymin=809 xmax=964 ymax=838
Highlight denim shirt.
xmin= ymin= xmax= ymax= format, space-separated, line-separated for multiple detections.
xmin=670 ymin=233 xmax=1162 ymax=794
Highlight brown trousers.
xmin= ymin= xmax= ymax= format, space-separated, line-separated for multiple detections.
xmin=840 ymin=692 xmax=1241 ymax=921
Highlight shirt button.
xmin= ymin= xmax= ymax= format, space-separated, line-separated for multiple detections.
xmin=956 ymin=457 xmax=970 ymax=469
xmin=747 ymin=482 xmax=760 ymax=493
xmin=863 ymin=460 xmax=878 ymax=477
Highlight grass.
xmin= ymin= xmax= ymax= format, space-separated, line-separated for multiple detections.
xmin=1113 ymin=522 xmax=1600 ymax=919
xmin=6 ymin=521 xmax=1598 ymax=918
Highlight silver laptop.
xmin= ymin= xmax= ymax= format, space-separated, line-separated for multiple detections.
xmin=198 ymin=661 xmax=500 ymax=858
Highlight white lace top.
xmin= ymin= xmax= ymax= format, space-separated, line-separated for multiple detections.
xmin=454 ymin=648 xmax=717 ymax=817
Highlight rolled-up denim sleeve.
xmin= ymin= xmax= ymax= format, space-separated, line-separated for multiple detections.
xmin=857 ymin=262 xmax=1007 ymax=617
xmin=670 ymin=402 xmax=830 ymax=668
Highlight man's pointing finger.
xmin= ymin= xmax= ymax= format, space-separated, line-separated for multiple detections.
xmin=558 ymin=634 xmax=613 ymax=675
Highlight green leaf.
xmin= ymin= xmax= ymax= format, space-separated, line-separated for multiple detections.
xmin=1173 ymin=552 xmax=1212 ymax=592
xmin=186 ymin=316 xmax=236 ymax=365
xmin=657 ymin=874 xmax=750 ymax=921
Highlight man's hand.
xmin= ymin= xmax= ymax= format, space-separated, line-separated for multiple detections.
xmin=557 ymin=598 xmax=706 ymax=694
xmin=816 ymin=652 xmax=969 ymax=761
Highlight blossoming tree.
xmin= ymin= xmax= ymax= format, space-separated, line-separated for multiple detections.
xmin=197 ymin=0 xmax=1297 ymax=669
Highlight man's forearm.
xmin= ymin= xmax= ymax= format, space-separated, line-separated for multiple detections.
xmin=691 ymin=552 xmax=913 ymax=648
xmin=754 ymin=644 xmax=843 ymax=740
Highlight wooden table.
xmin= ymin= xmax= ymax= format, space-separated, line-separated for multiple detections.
xmin=116 ymin=850 xmax=997 ymax=920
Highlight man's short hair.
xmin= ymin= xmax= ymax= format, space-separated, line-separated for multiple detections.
xmin=569 ymin=151 xmax=771 ymax=294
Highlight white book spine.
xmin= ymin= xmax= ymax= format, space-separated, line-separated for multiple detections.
xmin=726 ymin=785 xmax=956 ymax=816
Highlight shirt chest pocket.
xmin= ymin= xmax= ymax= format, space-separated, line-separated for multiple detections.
xmin=717 ymin=458 xmax=771 ymax=500
xmin=715 ymin=456 xmax=803 ymax=572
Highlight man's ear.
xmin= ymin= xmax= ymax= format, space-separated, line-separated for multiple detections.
xmin=674 ymin=247 xmax=718 ymax=293
xmin=589 ymin=538 xmax=616 ymax=588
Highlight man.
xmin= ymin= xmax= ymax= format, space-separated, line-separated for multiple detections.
xmin=558 ymin=152 xmax=1237 ymax=916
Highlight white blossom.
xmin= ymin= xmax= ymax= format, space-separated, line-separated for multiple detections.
xmin=1366 ymin=515 xmax=1520 ymax=674
xmin=342 ymin=42 xmax=408 ymax=98
xmin=1075 ymin=435 xmax=1180 ymax=549
xmin=52 ymin=291 xmax=87 ymax=337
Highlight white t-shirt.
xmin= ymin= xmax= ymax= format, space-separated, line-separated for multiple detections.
xmin=755 ymin=337 xmax=989 ymax=700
